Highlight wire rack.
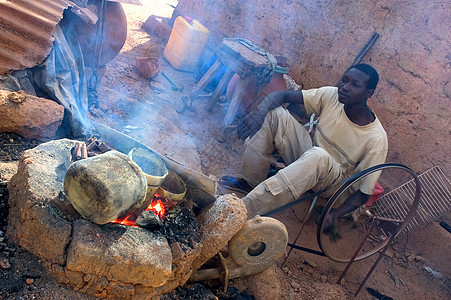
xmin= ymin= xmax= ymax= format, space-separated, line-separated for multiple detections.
xmin=370 ymin=166 xmax=451 ymax=235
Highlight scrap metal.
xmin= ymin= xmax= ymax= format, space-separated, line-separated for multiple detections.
xmin=0 ymin=0 xmax=74 ymax=75
xmin=0 ymin=0 xmax=141 ymax=75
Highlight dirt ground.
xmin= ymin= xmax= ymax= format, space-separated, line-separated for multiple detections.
xmin=0 ymin=1 xmax=450 ymax=299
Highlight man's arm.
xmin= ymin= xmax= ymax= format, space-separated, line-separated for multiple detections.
xmin=324 ymin=190 xmax=370 ymax=235
xmin=238 ymin=90 xmax=305 ymax=139
xmin=333 ymin=190 xmax=370 ymax=218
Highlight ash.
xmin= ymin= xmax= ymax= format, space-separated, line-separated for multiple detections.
xmin=0 ymin=132 xmax=41 ymax=161
xmin=0 ymin=180 xmax=22 ymax=297
xmin=161 ymin=283 xmax=217 ymax=300
xmin=0 ymin=181 xmax=7 ymax=234
xmin=161 ymin=282 xmax=255 ymax=300
xmin=158 ymin=202 xmax=201 ymax=251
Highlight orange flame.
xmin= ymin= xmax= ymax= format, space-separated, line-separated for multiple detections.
xmin=110 ymin=214 xmax=138 ymax=227
xmin=148 ymin=198 xmax=166 ymax=218
xmin=111 ymin=195 xmax=167 ymax=226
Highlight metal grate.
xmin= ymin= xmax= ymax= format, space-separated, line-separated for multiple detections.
xmin=370 ymin=166 xmax=451 ymax=234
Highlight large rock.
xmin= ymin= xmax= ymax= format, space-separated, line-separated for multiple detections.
xmin=7 ymin=139 xmax=76 ymax=264
xmin=64 ymin=150 xmax=148 ymax=225
xmin=138 ymin=236 xmax=203 ymax=297
xmin=66 ymin=219 xmax=172 ymax=288
xmin=0 ymin=89 xmax=64 ymax=138
xmin=192 ymin=193 xmax=247 ymax=271
xmin=136 ymin=56 xmax=160 ymax=79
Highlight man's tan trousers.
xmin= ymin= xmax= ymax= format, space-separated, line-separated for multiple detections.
xmin=241 ymin=107 xmax=347 ymax=218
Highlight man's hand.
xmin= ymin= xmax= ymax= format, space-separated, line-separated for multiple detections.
xmin=321 ymin=191 xmax=370 ymax=242
xmin=322 ymin=209 xmax=342 ymax=242
xmin=237 ymin=110 xmax=267 ymax=139
xmin=237 ymin=90 xmax=305 ymax=140
xmin=335 ymin=190 xmax=370 ymax=217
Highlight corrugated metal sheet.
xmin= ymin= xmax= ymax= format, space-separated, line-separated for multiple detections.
xmin=0 ymin=0 xmax=72 ymax=75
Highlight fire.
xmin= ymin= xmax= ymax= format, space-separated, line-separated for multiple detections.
xmin=111 ymin=194 xmax=167 ymax=226
xmin=111 ymin=214 xmax=138 ymax=227
xmin=148 ymin=197 xmax=166 ymax=218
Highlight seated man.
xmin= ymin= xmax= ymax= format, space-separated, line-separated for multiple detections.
xmin=220 ymin=63 xmax=388 ymax=232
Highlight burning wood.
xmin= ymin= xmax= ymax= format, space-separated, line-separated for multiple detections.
xmin=149 ymin=196 xmax=168 ymax=218
xmin=111 ymin=194 xmax=177 ymax=228
xmin=135 ymin=210 xmax=164 ymax=230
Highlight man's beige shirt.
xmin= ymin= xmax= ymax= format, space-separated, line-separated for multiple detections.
xmin=303 ymin=86 xmax=388 ymax=194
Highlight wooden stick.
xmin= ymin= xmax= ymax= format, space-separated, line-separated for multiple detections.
xmin=75 ymin=143 xmax=82 ymax=160
xmin=81 ymin=143 xmax=88 ymax=159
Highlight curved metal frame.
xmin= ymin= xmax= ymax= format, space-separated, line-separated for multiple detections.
xmin=316 ymin=163 xmax=422 ymax=263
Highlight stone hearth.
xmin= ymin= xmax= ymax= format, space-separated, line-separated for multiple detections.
xmin=6 ymin=139 xmax=247 ymax=299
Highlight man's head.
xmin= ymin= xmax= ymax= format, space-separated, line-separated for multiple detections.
xmin=349 ymin=63 xmax=379 ymax=90
xmin=337 ymin=63 xmax=379 ymax=105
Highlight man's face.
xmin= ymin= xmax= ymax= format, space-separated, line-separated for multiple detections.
xmin=337 ymin=68 xmax=373 ymax=105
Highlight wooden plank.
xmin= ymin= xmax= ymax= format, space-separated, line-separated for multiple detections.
xmin=190 ymin=60 xmax=223 ymax=100
xmin=222 ymin=39 xmax=269 ymax=66
xmin=217 ymin=39 xmax=269 ymax=78
xmin=207 ymin=67 xmax=234 ymax=111
xmin=224 ymin=77 xmax=251 ymax=125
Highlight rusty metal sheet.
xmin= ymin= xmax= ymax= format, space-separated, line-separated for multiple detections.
xmin=110 ymin=0 xmax=141 ymax=4
xmin=0 ymin=0 xmax=72 ymax=75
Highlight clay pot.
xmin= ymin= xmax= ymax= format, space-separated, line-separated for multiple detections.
xmin=128 ymin=147 xmax=168 ymax=206
xmin=226 ymin=71 xmax=287 ymax=117
xmin=157 ymin=171 xmax=187 ymax=204
xmin=64 ymin=150 xmax=148 ymax=225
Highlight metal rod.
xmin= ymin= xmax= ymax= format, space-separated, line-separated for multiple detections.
xmin=364 ymin=209 xmax=402 ymax=223
xmin=440 ymin=221 xmax=451 ymax=233
xmin=161 ymin=72 xmax=176 ymax=87
xmin=354 ymin=223 xmax=400 ymax=297
xmin=93 ymin=0 xmax=108 ymax=71
xmin=88 ymin=0 xmax=107 ymax=94
xmin=281 ymin=196 xmax=318 ymax=268
xmin=351 ymin=32 xmax=379 ymax=66
xmin=350 ymin=33 xmax=375 ymax=66
xmin=337 ymin=218 xmax=377 ymax=284
xmin=286 ymin=243 xmax=326 ymax=257
xmin=337 ymin=32 xmax=379 ymax=85
xmin=263 ymin=191 xmax=324 ymax=217
xmin=189 ymin=268 xmax=221 ymax=282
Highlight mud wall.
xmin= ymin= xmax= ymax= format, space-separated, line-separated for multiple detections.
xmin=173 ymin=0 xmax=451 ymax=177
